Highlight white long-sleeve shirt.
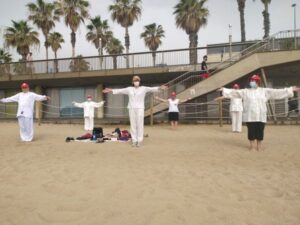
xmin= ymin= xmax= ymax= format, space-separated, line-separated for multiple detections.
xmin=73 ymin=101 xmax=104 ymax=118
xmin=112 ymin=86 xmax=160 ymax=109
xmin=223 ymin=87 xmax=294 ymax=123
xmin=230 ymin=98 xmax=243 ymax=112
xmin=0 ymin=92 xmax=47 ymax=118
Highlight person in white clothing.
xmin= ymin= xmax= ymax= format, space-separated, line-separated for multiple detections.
xmin=72 ymin=95 xmax=104 ymax=131
xmin=215 ymin=83 xmax=243 ymax=133
xmin=103 ymin=75 xmax=168 ymax=147
xmin=0 ymin=83 xmax=50 ymax=142
xmin=219 ymin=74 xmax=299 ymax=151
xmin=155 ymin=91 xmax=190 ymax=129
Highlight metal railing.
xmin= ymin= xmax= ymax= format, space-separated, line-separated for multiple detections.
xmin=0 ymin=42 xmax=262 ymax=77
xmin=148 ymin=29 xmax=300 ymax=110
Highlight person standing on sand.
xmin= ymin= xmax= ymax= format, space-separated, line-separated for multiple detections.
xmin=215 ymin=83 xmax=243 ymax=133
xmin=72 ymin=95 xmax=105 ymax=131
xmin=0 ymin=83 xmax=50 ymax=142
xmin=155 ymin=91 xmax=190 ymax=129
xmin=219 ymin=74 xmax=299 ymax=151
xmin=103 ymin=75 xmax=168 ymax=147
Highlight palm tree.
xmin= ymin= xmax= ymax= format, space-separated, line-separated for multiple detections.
xmin=55 ymin=0 xmax=89 ymax=57
xmin=86 ymin=16 xmax=113 ymax=69
xmin=48 ymin=32 xmax=64 ymax=72
xmin=140 ymin=23 xmax=165 ymax=67
xmin=254 ymin=0 xmax=271 ymax=38
xmin=174 ymin=0 xmax=209 ymax=64
xmin=109 ymin=0 xmax=142 ymax=68
xmin=0 ymin=48 xmax=12 ymax=75
xmin=27 ymin=0 xmax=60 ymax=72
xmin=237 ymin=0 xmax=246 ymax=42
xmin=105 ymin=38 xmax=124 ymax=69
xmin=0 ymin=49 xmax=12 ymax=63
xmin=4 ymin=20 xmax=40 ymax=60
xmin=69 ymin=55 xmax=90 ymax=72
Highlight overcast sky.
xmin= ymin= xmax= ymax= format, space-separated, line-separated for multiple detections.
xmin=0 ymin=0 xmax=299 ymax=61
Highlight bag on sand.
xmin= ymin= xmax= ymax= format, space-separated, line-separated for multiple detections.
xmin=91 ymin=127 xmax=103 ymax=140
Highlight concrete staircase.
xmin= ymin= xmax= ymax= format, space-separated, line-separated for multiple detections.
xmin=145 ymin=30 xmax=300 ymax=117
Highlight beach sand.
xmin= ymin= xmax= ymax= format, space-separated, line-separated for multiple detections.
xmin=0 ymin=122 xmax=299 ymax=225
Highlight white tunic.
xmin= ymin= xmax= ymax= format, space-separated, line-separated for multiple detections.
xmin=168 ymin=99 xmax=180 ymax=112
xmin=0 ymin=92 xmax=47 ymax=118
xmin=223 ymin=87 xmax=294 ymax=123
xmin=230 ymin=98 xmax=243 ymax=112
xmin=112 ymin=86 xmax=160 ymax=109
xmin=73 ymin=101 xmax=104 ymax=118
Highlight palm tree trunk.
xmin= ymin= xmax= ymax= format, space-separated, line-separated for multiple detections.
xmin=189 ymin=33 xmax=198 ymax=65
xmin=45 ymin=34 xmax=49 ymax=73
xmin=98 ymin=47 xmax=104 ymax=70
xmin=113 ymin=56 xmax=117 ymax=69
xmin=125 ymin=27 xmax=130 ymax=68
xmin=263 ymin=2 xmax=270 ymax=38
xmin=152 ymin=51 xmax=156 ymax=67
xmin=239 ymin=7 xmax=246 ymax=42
xmin=71 ymin=31 xmax=76 ymax=57
xmin=54 ymin=51 xmax=58 ymax=73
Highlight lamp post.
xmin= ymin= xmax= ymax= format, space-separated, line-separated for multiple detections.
xmin=292 ymin=3 xmax=297 ymax=49
xmin=228 ymin=24 xmax=233 ymax=61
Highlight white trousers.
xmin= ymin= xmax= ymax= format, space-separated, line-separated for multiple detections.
xmin=231 ymin=111 xmax=243 ymax=132
xmin=18 ymin=117 xmax=34 ymax=142
xmin=84 ymin=117 xmax=94 ymax=131
xmin=129 ymin=109 xmax=144 ymax=143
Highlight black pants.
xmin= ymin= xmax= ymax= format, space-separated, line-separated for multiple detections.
xmin=246 ymin=122 xmax=265 ymax=141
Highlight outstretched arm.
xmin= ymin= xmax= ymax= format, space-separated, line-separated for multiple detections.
xmin=219 ymin=87 xmax=244 ymax=99
xmin=214 ymin=96 xmax=226 ymax=101
xmin=265 ymin=86 xmax=298 ymax=100
xmin=33 ymin=93 xmax=49 ymax=101
xmin=103 ymin=87 xmax=130 ymax=95
xmin=145 ymin=85 xmax=168 ymax=93
xmin=179 ymin=98 xmax=191 ymax=103
xmin=155 ymin=96 xmax=168 ymax=103
xmin=72 ymin=102 xmax=84 ymax=108
xmin=94 ymin=101 xmax=105 ymax=108
xmin=0 ymin=93 xmax=20 ymax=103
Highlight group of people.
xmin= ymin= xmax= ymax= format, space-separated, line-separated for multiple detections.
xmin=218 ymin=75 xmax=299 ymax=150
xmin=0 ymin=74 xmax=299 ymax=151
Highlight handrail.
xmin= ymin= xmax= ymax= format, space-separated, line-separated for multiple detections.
xmin=2 ymin=42 xmax=258 ymax=64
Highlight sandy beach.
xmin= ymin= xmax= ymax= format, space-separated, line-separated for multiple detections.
xmin=0 ymin=122 xmax=299 ymax=225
